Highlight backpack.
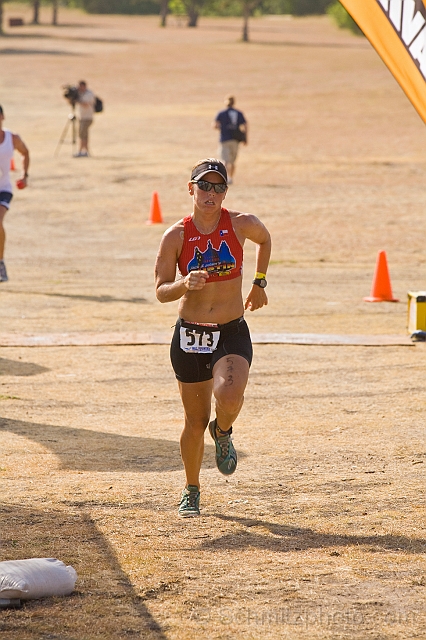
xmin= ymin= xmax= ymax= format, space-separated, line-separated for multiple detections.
xmin=94 ymin=96 xmax=103 ymax=113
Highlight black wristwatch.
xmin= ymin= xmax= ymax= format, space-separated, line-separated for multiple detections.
xmin=252 ymin=277 xmax=267 ymax=288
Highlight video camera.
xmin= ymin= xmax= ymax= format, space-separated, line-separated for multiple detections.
xmin=62 ymin=85 xmax=79 ymax=106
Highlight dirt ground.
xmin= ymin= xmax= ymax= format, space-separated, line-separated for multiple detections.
xmin=0 ymin=6 xmax=425 ymax=639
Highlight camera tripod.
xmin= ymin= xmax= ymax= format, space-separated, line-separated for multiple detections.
xmin=54 ymin=106 xmax=77 ymax=157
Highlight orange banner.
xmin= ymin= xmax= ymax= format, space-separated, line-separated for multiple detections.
xmin=340 ymin=0 xmax=426 ymax=124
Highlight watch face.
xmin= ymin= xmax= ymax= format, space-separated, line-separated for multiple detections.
xmin=260 ymin=279 xmax=267 ymax=288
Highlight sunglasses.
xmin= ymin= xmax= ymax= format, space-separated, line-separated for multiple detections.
xmin=192 ymin=180 xmax=227 ymax=194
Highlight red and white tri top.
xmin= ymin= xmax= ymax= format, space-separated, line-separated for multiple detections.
xmin=178 ymin=208 xmax=243 ymax=283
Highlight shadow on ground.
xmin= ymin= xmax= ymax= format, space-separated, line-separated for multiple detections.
xmin=41 ymin=292 xmax=147 ymax=304
xmin=205 ymin=514 xmax=426 ymax=555
xmin=0 ymin=504 xmax=166 ymax=640
xmin=0 ymin=357 xmax=50 ymax=377
xmin=0 ymin=417 xmax=223 ymax=472
xmin=0 ymin=47 xmax=79 ymax=55
xmin=1 ymin=290 xmax=147 ymax=304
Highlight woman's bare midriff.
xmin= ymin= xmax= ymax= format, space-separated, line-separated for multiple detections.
xmin=178 ymin=276 xmax=244 ymax=324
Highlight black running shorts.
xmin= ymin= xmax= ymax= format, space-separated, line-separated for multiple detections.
xmin=0 ymin=191 xmax=13 ymax=209
xmin=170 ymin=316 xmax=253 ymax=383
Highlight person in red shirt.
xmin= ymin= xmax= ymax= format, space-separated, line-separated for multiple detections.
xmin=155 ymin=158 xmax=271 ymax=517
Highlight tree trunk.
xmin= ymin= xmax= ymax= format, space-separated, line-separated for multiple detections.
xmin=32 ymin=0 xmax=40 ymax=25
xmin=242 ymin=4 xmax=250 ymax=42
xmin=159 ymin=0 xmax=168 ymax=27
xmin=52 ymin=0 xmax=58 ymax=26
xmin=187 ymin=7 xmax=199 ymax=27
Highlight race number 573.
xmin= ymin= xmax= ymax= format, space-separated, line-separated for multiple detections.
xmin=180 ymin=327 xmax=220 ymax=353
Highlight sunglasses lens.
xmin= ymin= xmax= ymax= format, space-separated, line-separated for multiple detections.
xmin=197 ymin=181 xmax=211 ymax=192
xmin=194 ymin=180 xmax=227 ymax=193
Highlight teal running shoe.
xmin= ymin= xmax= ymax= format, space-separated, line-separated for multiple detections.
xmin=178 ymin=485 xmax=200 ymax=517
xmin=208 ymin=419 xmax=237 ymax=475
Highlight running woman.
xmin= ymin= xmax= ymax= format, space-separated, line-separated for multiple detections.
xmin=155 ymin=158 xmax=271 ymax=517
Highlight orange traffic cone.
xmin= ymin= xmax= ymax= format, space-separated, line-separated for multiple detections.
xmin=363 ymin=250 xmax=399 ymax=302
xmin=146 ymin=191 xmax=163 ymax=224
xmin=10 ymin=158 xmax=16 ymax=171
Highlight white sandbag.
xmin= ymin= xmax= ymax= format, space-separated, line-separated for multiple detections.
xmin=0 ymin=558 xmax=77 ymax=600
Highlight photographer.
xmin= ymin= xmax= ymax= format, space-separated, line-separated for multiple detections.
xmin=65 ymin=81 xmax=95 ymax=157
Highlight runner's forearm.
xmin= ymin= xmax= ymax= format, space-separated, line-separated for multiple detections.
xmin=255 ymin=237 xmax=271 ymax=277
xmin=156 ymin=277 xmax=188 ymax=303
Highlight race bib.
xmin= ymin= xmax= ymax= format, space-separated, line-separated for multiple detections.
xmin=180 ymin=326 xmax=220 ymax=353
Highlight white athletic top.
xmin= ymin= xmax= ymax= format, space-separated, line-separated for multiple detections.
xmin=77 ymin=89 xmax=95 ymax=121
xmin=0 ymin=129 xmax=14 ymax=192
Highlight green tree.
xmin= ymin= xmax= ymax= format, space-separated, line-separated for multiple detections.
xmin=241 ymin=0 xmax=263 ymax=41
xmin=290 ymin=0 xmax=331 ymax=13
xmin=52 ymin=0 xmax=59 ymax=25
xmin=183 ymin=0 xmax=204 ymax=26
xmin=169 ymin=0 xmax=185 ymax=17
xmin=327 ymin=1 xmax=362 ymax=35
xmin=160 ymin=0 xmax=169 ymax=25
xmin=169 ymin=0 xmax=204 ymax=26
xmin=82 ymin=0 xmax=160 ymax=14
xmin=31 ymin=0 xmax=40 ymax=24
